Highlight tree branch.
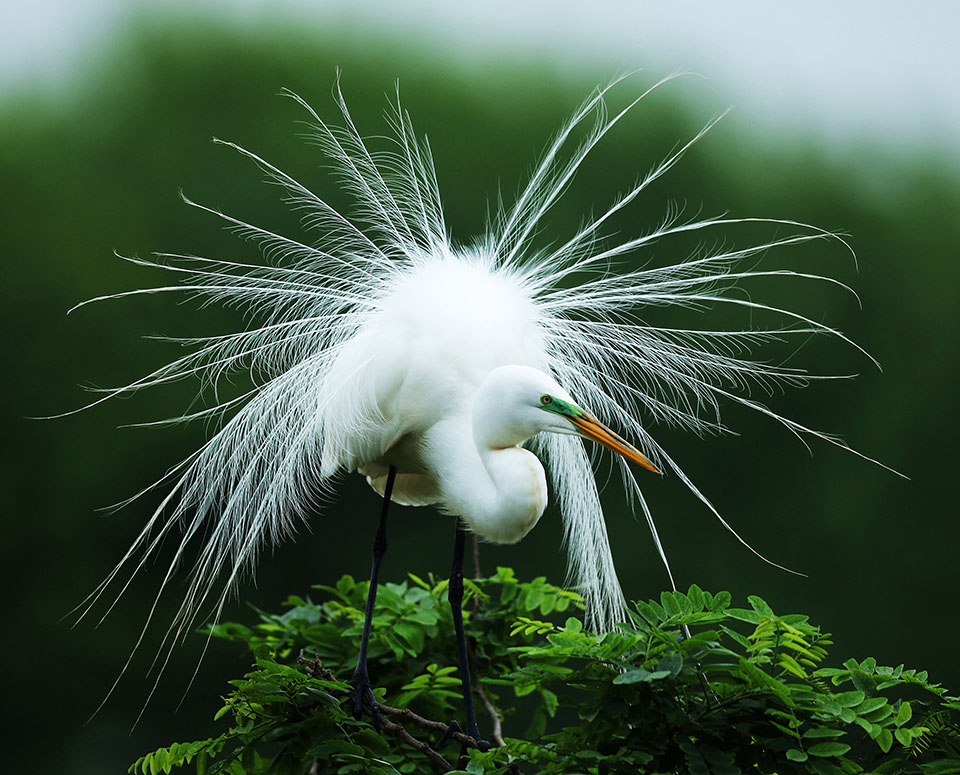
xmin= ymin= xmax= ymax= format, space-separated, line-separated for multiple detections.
xmin=376 ymin=712 xmax=455 ymax=771
xmin=467 ymin=638 xmax=522 ymax=773
xmin=475 ymin=680 xmax=506 ymax=748
xmin=377 ymin=703 xmax=482 ymax=750
xmin=297 ymin=651 xmax=485 ymax=773
xmin=467 ymin=649 xmax=506 ymax=748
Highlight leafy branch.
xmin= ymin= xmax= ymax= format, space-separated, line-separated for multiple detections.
xmin=130 ymin=569 xmax=960 ymax=774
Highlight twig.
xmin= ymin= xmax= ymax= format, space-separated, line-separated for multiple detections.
xmin=298 ymin=649 xmax=337 ymax=682
xmin=472 ymin=534 xmax=481 ymax=615
xmin=376 ymin=712 xmax=455 ymax=771
xmin=472 ymin=533 xmax=482 ymax=579
xmin=467 ymin=649 xmax=506 ymax=748
xmin=468 ymin=646 xmax=522 ymax=773
xmin=475 ymin=681 xmax=506 ymax=748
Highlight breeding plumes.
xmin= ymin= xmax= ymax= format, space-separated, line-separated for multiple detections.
xmin=71 ymin=74 xmax=887 ymax=735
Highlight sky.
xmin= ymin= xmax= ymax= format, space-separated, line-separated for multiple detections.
xmin=3 ymin=0 xmax=959 ymax=155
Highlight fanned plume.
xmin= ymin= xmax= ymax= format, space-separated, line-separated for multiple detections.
xmin=70 ymin=75 xmax=891 ymax=702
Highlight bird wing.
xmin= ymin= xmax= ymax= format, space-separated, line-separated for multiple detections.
xmin=362 ymin=466 xmax=443 ymax=507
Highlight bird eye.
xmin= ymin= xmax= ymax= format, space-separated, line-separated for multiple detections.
xmin=540 ymin=394 xmax=552 ymax=405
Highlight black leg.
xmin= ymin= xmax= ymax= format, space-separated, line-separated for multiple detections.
xmin=449 ymin=520 xmax=488 ymax=748
xmin=349 ymin=466 xmax=397 ymax=719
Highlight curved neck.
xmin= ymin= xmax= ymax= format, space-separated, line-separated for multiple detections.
xmin=475 ymin=441 xmax=548 ymax=544
xmin=424 ymin=412 xmax=548 ymax=545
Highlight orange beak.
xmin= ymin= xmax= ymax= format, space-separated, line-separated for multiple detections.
xmin=570 ymin=413 xmax=660 ymax=474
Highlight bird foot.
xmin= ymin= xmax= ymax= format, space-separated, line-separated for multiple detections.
xmin=437 ymin=719 xmax=490 ymax=752
xmin=346 ymin=670 xmax=381 ymax=729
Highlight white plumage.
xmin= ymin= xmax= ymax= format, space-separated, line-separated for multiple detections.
xmin=72 ymin=75 xmax=886 ymax=702
xmin=323 ymin=258 xmax=547 ymax=505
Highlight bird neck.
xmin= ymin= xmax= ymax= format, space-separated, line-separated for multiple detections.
xmin=423 ymin=412 xmax=548 ymax=545
xmin=473 ymin=440 xmax=548 ymax=544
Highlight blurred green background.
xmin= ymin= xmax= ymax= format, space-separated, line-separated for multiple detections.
xmin=2 ymin=11 xmax=958 ymax=774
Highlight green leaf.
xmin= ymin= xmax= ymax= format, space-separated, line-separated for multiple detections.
xmin=393 ymin=621 xmax=425 ymax=654
xmin=613 ymin=668 xmax=671 ymax=684
xmin=786 ymin=748 xmax=808 ymax=762
xmin=687 ymin=584 xmax=705 ymax=611
xmin=807 ymin=742 xmax=851 ymax=757
xmin=661 ymin=591 xmax=681 ymax=617
xmin=541 ymin=688 xmax=559 ymax=717
xmin=779 ymin=653 xmax=808 ymax=679
xmin=877 ymin=728 xmax=893 ymax=753
xmin=895 ymin=700 xmax=913 ymax=726
xmin=726 ymin=608 xmax=763 ymax=624
xmin=657 ymin=652 xmax=683 ymax=678
xmin=804 ymin=727 xmax=844 ymax=739
xmin=850 ymin=670 xmax=875 ymax=693
xmin=524 ymin=587 xmax=543 ymax=611
xmin=633 ymin=601 xmax=661 ymax=624
xmin=834 ymin=690 xmax=865 ymax=707
xmin=855 ymin=697 xmax=887 ymax=715
xmin=720 ymin=625 xmax=750 ymax=648
xmin=407 ymin=573 xmax=430 ymax=590
xmin=747 ymin=595 xmax=775 ymax=617
xmin=918 ymin=761 xmax=960 ymax=775
xmin=711 ymin=590 xmax=732 ymax=610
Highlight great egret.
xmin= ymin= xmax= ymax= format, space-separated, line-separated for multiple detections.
xmin=71 ymin=74 xmax=885 ymax=740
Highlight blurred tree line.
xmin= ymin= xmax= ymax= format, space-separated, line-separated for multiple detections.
xmin=1 ymin=16 xmax=957 ymax=774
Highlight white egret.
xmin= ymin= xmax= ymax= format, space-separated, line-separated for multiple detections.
xmin=71 ymin=74 xmax=886 ymax=741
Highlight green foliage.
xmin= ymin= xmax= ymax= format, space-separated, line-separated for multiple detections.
xmin=131 ymin=569 xmax=960 ymax=774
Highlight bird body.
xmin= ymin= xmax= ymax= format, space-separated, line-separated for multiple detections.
xmin=322 ymin=256 xmax=548 ymax=524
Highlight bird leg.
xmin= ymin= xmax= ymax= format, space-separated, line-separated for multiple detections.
xmin=448 ymin=520 xmax=490 ymax=751
xmin=348 ymin=465 xmax=397 ymax=721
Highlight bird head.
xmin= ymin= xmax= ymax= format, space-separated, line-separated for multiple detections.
xmin=475 ymin=365 xmax=660 ymax=474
